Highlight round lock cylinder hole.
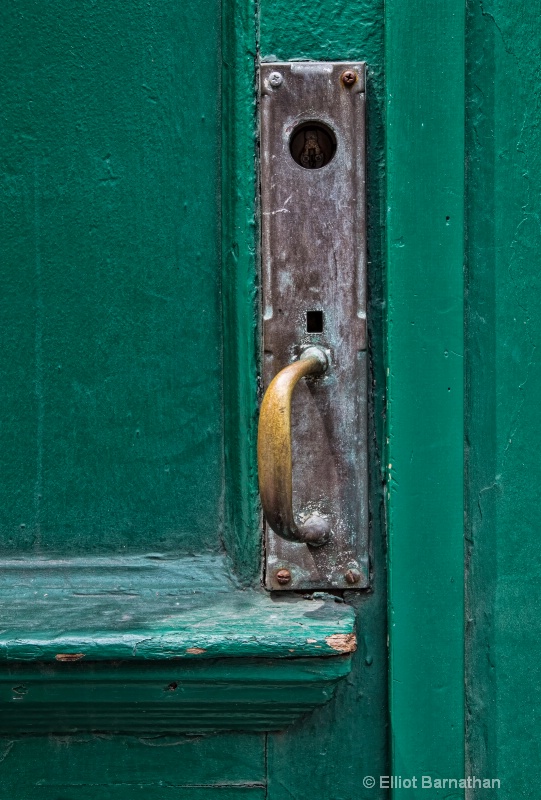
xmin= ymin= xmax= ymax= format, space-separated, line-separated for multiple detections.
xmin=289 ymin=122 xmax=337 ymax=169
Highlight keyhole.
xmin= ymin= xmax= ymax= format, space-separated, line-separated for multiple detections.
xmin=290 ymin=122 xmax=337 ymax=169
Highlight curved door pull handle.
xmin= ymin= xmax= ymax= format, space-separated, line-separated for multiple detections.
xmin=257 ymin=346 xmax=330 ymax=547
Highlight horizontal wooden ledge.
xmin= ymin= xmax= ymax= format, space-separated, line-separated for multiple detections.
xmin=0 ymin=554 xmax=356 ymax=731
xmin=0 ymin=554 xmax=356 ymax=662
xmin=0 ymin=658 xmax=351 ymax=733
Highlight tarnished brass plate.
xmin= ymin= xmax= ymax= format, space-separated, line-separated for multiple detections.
xmin=260 ymin=62 xmax=369 ymax=590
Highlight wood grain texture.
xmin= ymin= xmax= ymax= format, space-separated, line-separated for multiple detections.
xmin=0 ymin=732 xmax=265 ymax=798
xmin=0 ymin=658 xmax=351 ymax=733
xmin=0 ymin=0 xmax=224 ymax=555
xmin=0 ymin=555 xmax=355 ymax=661
xmin=221 ymin=0 xmax=261 ymax=584
xmin=465 ymin=0 xmax=541 ymax=794
xmin=385 ymin=0 xmax=465 ymax=793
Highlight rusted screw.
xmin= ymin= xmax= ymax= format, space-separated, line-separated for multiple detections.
xmin=268 ymin=71 xmax=283 ymax=88
xmin=275 ymin=568 xmax=291 ymax=585
xmin=344 ymin=568 xmax=361 ymax=585
xmin=341 ymin=70 xmax=357 ymax=87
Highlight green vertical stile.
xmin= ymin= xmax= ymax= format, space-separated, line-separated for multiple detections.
xmin=221 ymin=0 xmax=261 ymax=583
xmin=385 ymin=0 xmax=465 ymax=794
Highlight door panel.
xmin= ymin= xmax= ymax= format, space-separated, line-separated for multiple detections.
xmin=0 ymin=732 xmax=265 ymax=799
xmin=0 ymin=0 xmax=223 ymax=554
xmin=0 ymin=0 xmax=387 ymax=797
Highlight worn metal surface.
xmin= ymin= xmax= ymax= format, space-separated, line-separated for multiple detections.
xmin=260 ymin=62 xmax=368 ymax=590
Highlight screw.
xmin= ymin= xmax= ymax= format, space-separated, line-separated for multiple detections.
xmin=275 ymin=568 xmax=291 ymax=585
xmin=268 ymin=71 xmax=283 ymax=88
xmin=341 ymin=70 xmax=357 ymax=87
xmin=344 ymin=568 xmax=361 ymax=585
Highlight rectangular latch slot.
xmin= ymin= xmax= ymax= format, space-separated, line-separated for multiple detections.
xmin=306 ymin=310 xmax=324 ymax=333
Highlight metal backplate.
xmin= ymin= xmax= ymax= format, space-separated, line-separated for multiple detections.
xmin=260 ymin=62 xmax=368 ymax=590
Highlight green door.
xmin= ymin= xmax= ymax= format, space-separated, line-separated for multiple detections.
xmin=0 ymin=1 xmax=387 ymax=798
xmin=10 ymin=0 xmax=533 ymax=796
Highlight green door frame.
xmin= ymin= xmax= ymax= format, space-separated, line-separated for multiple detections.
xmin=385 ymin=0 xmax=465 ymax=794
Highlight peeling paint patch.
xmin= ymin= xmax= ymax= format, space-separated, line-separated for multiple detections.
xmin=325 ymin=633 xmax=357 ymax=653
xmin=185 ymin=647 xmax=205 ymax=655
xmin=55 ymin=653 xmax=85 ymax=662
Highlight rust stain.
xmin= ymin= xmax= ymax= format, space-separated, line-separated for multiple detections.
xmin=185 ymin=647 xmax=205 ymax=655
xmin=55 ymin=653 xmax=85 ymax=662
xmin=325 ymin=633 xmax=357 ymax=653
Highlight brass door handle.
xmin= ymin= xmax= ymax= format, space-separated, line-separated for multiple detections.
xmin=257 ymin=346 xmax=331 ymax=547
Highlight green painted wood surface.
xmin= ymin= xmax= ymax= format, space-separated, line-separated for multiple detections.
xmin=385 ymin=0 xmax=465 ymax=794
xmin=0 ymin=0 xmax=265 ymax=794
xmin=0 ymin=0 xmax=224 ymax=555
xmin=259 ymin=0 xmax=389 ymax=798
xmin=0 ymin=733 xmax=265 ymax=798
xmin=0 ymin=658 xmax=351 ymax=733
xmin=465 ymin=1 xmax=541 ymax=795
xmin=0 ymin=0 xmax=388 ymax=796
xmin=221 ymin=0 xmax=261 ymax=584
xmin=0 ymin=555 xmax=355 ymax=661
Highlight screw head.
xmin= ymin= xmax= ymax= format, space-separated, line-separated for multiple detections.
xmin=341 ymin=70 xmax=357 ymax=87
xmin=275 ymin=568 xmax=291 ymax=585
xmin=344 ymin=568 xmax=361 ymax=585
xmin=268 ymin=71 xmax=283 ymax=88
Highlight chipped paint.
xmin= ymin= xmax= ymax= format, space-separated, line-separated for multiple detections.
xmin=55 ymin=653 xmax=85 ymax=662
xmin=185 ymin=648 xmax=206 ymax=655
xmin=325 ymin=633 xmax=357 ymax=653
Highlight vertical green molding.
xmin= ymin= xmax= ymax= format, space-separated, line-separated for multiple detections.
xmin=465 ymin=2 xmax=541 ymax=794
xmin=221 ymin=0 xmax=260 ymax=583
xmin=385 ymin=1 xmax=465 ymax=794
